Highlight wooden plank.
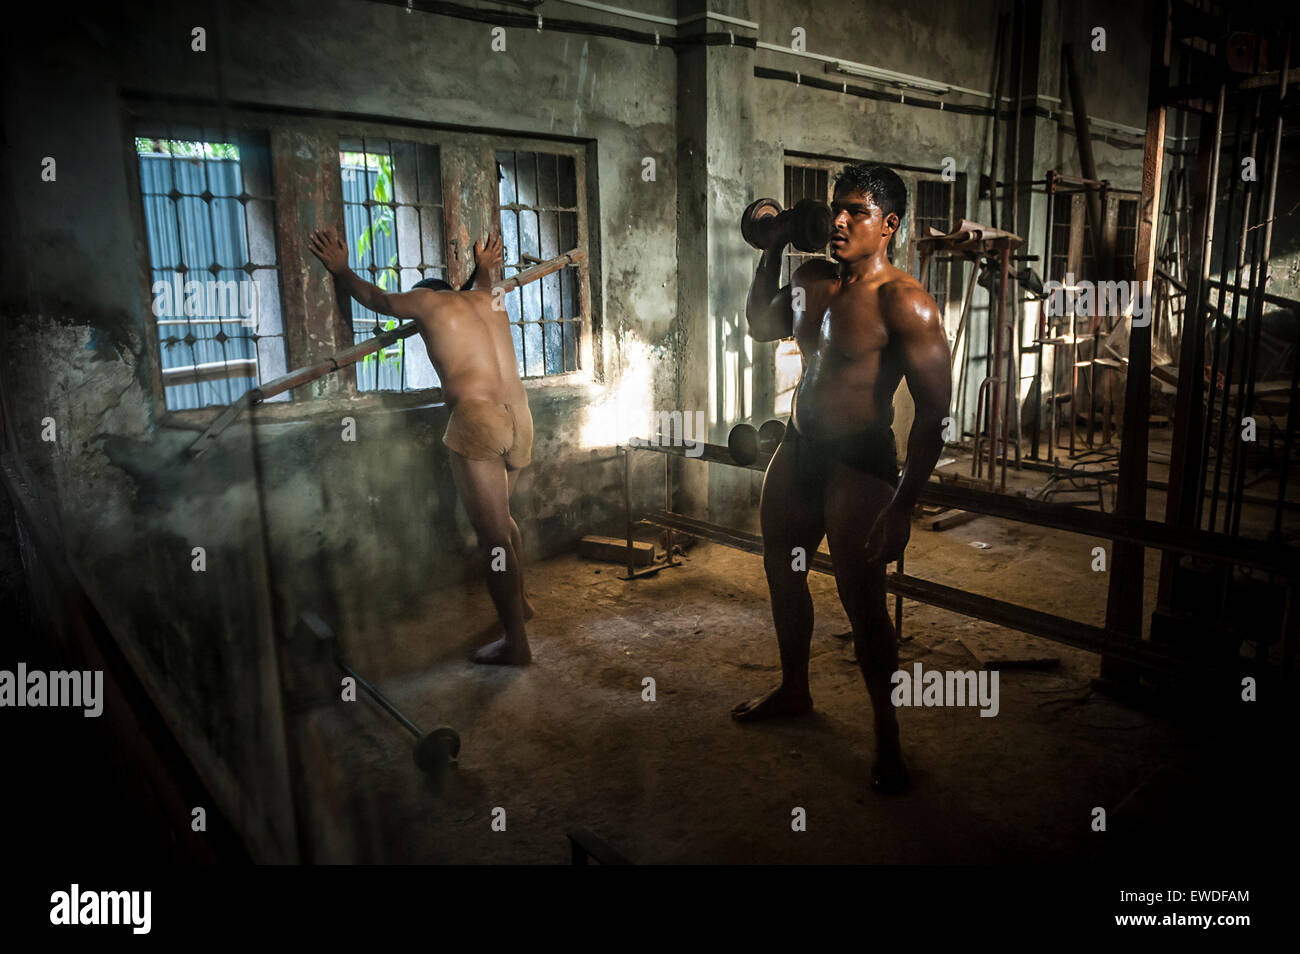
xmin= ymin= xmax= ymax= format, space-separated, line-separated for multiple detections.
xmin=929 ymin=509 xmax=980 ymax=531
xmin=957 ymin=632 xmax=1060 ymax=670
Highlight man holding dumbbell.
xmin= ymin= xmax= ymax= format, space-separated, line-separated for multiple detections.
xmin=732 ymin=163 xmax=952 ymax=794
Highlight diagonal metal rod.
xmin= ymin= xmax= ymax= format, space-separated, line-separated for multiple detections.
xmin=186 ymin=247 xmax=586 ymax=458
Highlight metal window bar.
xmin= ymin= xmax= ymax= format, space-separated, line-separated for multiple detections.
xmin=497 ymin=150 xmax=583 ymax=377
xmin=203 ymin=137 xmax=240 ymax=406
xmin=913 ymin=179 xmax=954 ymax=312
xmin=340 ymin=136 xmax=447 ymax=392
xmin=138 ymin=126 xmax=284 ymax=411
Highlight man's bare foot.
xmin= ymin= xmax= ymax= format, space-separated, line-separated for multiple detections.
xmin=871 ymin=743 xmax=910 ymax=794
xmin=470 ymin=636 xmax=531 ymax=666
xmin=731 ymin=684 xmax=814 ymax=721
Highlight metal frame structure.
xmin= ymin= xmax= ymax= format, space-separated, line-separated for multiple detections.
xmin=620 ymin=438 xmax=1300 ymax=679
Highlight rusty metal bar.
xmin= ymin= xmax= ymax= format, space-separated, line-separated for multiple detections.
xmin=625 ymin=440 xmax=1300 ymax=574
xmin=162 ymin=358 xmax=259 ymax=385
xmin=1102 ymin=0 xmax=1169 ymax=658
xmin=1208 ymin=91 xmax=1265 ymax=533
xmin=987 ymin=12 xmax=1009 ymax=231
xmin=1196 ymin=102 xmax=1249 ymax=530
xmin=1205 ymin=277 xmax=1300 ymax=311
xmin=1164 ymin=81 xmax=1224 ymax=539
xmin=1062 ymin=43 xmax=1113 ymax=277
xmin=636 ymin=507 xmax=1205 ymax=675
xmin=1229 ymin=37 xmax=1290 ymax=539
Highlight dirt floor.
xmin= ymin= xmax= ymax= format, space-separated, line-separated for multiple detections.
xmin=287 ymin=432 xmax=1300 ymax=863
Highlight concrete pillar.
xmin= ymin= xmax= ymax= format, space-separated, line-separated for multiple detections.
xmin=675 ymin=0 xmax=773 ymax=526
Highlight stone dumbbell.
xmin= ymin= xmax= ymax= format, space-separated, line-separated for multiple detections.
xmin=728 ymin=419 xmax=787 ymax=465
xmin=741 ymin=198 xmax=834 ymax=252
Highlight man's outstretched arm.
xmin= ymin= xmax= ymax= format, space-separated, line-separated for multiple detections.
xmin=865 ymin=284 xmax=953 ymax=567
xmin=308 ymin=226 xmax=432 ymax=318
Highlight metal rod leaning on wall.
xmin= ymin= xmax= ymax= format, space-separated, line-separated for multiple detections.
xmin=1208 ymin=90 xmax=1265 ymax=533
xmin=951 ymin=255 xmax=980 ymax=445
xmin=1230 ymin=38 xmax=1290 ymax=539
xmin=1038 ymin=170 xmax=1057 ymax=463
xmin=185 ymin=249 xmax=586 ymax=458
xmin=1195 ymin=101 xmax=1248 ymax=530
xmin=1102 ymin=0 xmax=1167 ymax=666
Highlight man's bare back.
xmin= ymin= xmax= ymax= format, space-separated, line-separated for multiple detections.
xmin=310 ymin=227 xmax=536 ymax=665
xmin=406 ymin=289 xmax=526 ymax=410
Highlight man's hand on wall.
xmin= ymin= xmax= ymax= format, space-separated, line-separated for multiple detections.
xmin=308 ymin=226 xmax=350 ymax=275
xmin=473 ymin=231 xmax=504 ymax=282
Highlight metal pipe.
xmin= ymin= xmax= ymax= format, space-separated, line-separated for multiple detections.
xmin=988 ymin=14 xmax=1008 ymax=229
xmin=1038 ymin=171 xmax=1058 ymax=462
xmin=621 ymin=442 xmax=1300 ymax=573
xmin=973 ymin=376 xmax=993 ymax=479
xmin=1062 ymin=43 xmax=1112 ymax=276
xmin=337 ymin=657 xmax=421 ymax=739
xmin=990 ymin=245 xmax=1009 ymax=486
xmin=1163 ymin=81 xmax=1224 ymax=537
xmin=1010 ymin=0 xmax=1025 ymax=239
xmin=639 ymin=507 xmax=1279 ymax=674
xmin=894 ymin=549 xmax=904 ymax=640
xmin=1209 ymin=91 xmax=1265 ymax=532
xmin=1230 ymin=37 xmax=1290 ymax=538
xmin=623 ymin=445 xmax=635 ymax=578
xmin=953 ymin=257 xmax=979 ymax=448
xmin=1275 ymin=329 xmax=1300 ymax=539
xmin=1196 ymin=102 xmax=1248 ymax=528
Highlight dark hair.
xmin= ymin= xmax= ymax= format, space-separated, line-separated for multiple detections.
xmin=412 ymin=277 xmax=454 ymax=293
xmin=834 ymin=162 xmax=908 ymax=222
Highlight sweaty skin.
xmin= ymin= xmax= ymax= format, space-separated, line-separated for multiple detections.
xmin=309 ymin=226 xmax=535 ymax=665
xmin=733 ymin=185 xmax=952 ymax=794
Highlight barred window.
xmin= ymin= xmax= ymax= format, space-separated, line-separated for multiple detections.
xmin=132 ymin=111 xmax=594 ymax=416
xmin=1115 ymin=197 xmax=1139 ymax=273
xmin=1050 ymin=192 xmax=1098 ymax=284
xmin=339 ymin=137 xmax=448 ymax=392
xmin=136 ymin=128 xmax=286 ymax=411
xmin=496 ymin=150 xmax=582 ymax=377
xmin=913 ymin=178 xmax=958 ymax=314
xmin=1049 ymin=192 xmax=1075 ymax=283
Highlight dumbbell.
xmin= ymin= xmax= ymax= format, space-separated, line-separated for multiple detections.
xmin=741 ymin=197 xmax=834 ymax=252
xmin=297 ymin=612 xmax=461 ymax=774
xmin=728 ymin=419 xmax=787 ymax=465
xmin=758 ymin=418 xmax=787 ymax=453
